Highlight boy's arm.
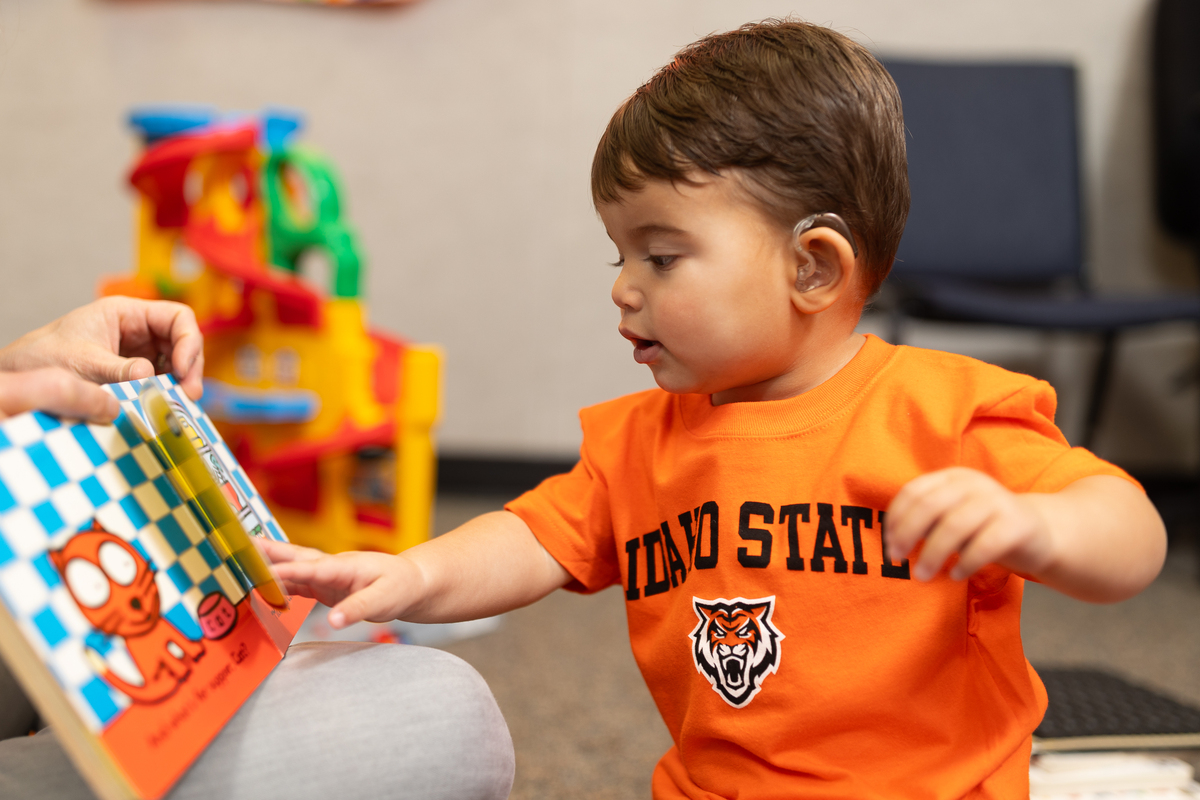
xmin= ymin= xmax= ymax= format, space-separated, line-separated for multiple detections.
xmin=262 ymin=510 xmax=571 ymax=628
xmin=885 ymin=469 xmax=1166 ymax=604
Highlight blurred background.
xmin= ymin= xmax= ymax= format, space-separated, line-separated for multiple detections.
xmin=1 ymin=0 xmax=1196 ymax=471
xmin=1 ymin=1 xmax=1198 ymax=798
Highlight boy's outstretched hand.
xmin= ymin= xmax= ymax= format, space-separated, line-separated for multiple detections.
xmin=262 ymin=510 xmax=571 ymax=629
xmin=884 ymin=467 xmax=1166 ymax=603
xmin=261 ymin=540 xmax=424 ymax=629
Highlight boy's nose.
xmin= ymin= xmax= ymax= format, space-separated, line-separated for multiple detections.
xmin=611 ymin=268 xmax=641 ymax=311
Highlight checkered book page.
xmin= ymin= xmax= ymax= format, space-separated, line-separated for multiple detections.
xmin=0 ymin=374 xmax=289 ymax=734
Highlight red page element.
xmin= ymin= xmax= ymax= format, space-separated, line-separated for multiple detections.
xmin=100 ymin=596 xmax=314 ymax=799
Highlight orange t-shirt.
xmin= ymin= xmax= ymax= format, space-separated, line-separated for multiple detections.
xmin=506 ymin=335 xmax=1135 ymax=800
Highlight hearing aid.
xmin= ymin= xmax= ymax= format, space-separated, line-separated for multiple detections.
xmin=792 ymin=213 xmax=859 ymax=292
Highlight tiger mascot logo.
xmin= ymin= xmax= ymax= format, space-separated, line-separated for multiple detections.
xmin=689 ymin=596 xmax=784 ymax=708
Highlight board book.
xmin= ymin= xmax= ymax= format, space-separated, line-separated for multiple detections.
xmin=0 ymin=375 xmax=314 ymax=800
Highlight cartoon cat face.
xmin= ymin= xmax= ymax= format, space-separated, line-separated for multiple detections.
xmin=51 ymin=528 xmax=161 ymax=638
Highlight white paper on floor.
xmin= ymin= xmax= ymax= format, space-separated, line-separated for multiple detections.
xmin=1031 ymin=752 xmax=1199 ymax=798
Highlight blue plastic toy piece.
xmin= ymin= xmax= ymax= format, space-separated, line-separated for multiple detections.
xmin=262 ymin=108 xmax=306 ymax=152
xmin=200 ymin=379 xmax=320 ymax=425
xmin=128 ymin=105 xmax=219 ymax=144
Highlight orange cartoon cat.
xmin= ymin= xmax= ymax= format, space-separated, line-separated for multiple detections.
xmin=51 ymin=525 xmax=205 ymax=704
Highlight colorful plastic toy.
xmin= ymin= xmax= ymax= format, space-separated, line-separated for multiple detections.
xmin=100 ymin=105 xmax=441 ymax=556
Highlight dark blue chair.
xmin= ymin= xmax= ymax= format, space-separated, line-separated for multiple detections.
xmin=883 ymin=59 xmax=1200 ymax=449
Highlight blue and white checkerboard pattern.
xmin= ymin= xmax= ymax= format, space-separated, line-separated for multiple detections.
xmin=0 ymin=375 xmax=286 ymax=733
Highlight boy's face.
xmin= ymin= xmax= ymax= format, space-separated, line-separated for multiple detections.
xmin=599 ymin=173 xmax=810 ymax=403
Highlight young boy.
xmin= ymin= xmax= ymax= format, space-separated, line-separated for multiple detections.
xmin=264 ymin=20 xmax=1167 ymax=799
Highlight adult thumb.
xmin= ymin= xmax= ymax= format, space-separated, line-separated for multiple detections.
xmin=76 ymin=346 xmax=155 ymax=386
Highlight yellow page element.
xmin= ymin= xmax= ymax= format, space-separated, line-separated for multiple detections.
xmin=137 ymin=384 xmax=289 ymax=610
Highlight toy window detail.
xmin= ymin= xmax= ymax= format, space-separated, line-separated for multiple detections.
xmin=170 ymin=242 xmax=204 ymax=284
xmin=295 ymin=248 xmax=332 ymax=297
xmin=351 ymin=446 xmax=396 ymax=529
xmin=235 ymin=344 xmax=262 ymax=382
xmin=273 ymin=348 xmax=301 ymax=386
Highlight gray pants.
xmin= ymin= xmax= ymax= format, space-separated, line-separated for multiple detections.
xmin=0 ymin=642 xmax=515 ymax=800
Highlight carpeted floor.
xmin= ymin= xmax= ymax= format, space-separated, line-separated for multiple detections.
xmin=433 ymin=493 xmax=1200 ymax=799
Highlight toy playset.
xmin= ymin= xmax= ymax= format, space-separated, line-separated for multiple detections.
xmin=100 ymin=106 xmax=440 ymax=556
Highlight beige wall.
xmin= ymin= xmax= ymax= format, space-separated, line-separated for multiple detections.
xmin=0 ymin=0 xmax=1194 ymax=469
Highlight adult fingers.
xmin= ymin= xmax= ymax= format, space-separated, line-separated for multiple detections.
xmin=70 ymin=344 xmax=157 ymax=387
xmin=92 ymin=298 xmax=203 ymax=398
xmin=0 ymin=368 xmax=120 ymax=423
xmin=132 ymin=301 xmax=204 ymax=400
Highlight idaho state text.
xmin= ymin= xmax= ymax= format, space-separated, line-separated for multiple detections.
xmin=624 ymin=502 xmax=910 ymax=601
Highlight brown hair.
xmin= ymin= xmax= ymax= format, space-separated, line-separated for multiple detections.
xmin=591 ymin=19 xmax=909 ymax=298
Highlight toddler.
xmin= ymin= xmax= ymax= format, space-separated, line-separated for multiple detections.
xmin=265 ymin=19 xmax=1166 ymax=799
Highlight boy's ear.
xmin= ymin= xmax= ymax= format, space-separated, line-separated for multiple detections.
xmin=790 ymin=227 xmax=858 ymax=315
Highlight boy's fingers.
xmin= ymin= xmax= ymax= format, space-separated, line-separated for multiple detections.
xmin=912 ymin=499 xmax=997 ymax=581
xmin=258 ymin=540 xmax=291 ymax=563
xmin=950 ymin=500 xmax=1048 ymax=580
xmin=269 ymin=559 xmax=325 ymax=586
xmin=273 ymin=554 xmax=373 ymax=601
xmin=886 ymin=471 xmax=952 ymax=538
xmin=888 ymin=469 xmax=955 ymax=515
xmin=278 ymin=580 xmax=318 ymax=600
xmin=887 ymin=481 xmax=969 ymax=560
xmin=329 ymin=578 xmax=396 ymax=629
xmin=270 ymin=559 xmax=330 ymax=584
xmin=260 ymin=539 xmax=325 ymax=564
xmin=949 ymin=519 xmax=1021 ymax=580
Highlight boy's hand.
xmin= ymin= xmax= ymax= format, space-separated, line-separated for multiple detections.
xmin=884 ymin=467 xmax=1054 ymax=582
xmin=262 ymin=540 xmax=425 ymax=629
xmin=265 ymin=511 xmax=570 ymax=627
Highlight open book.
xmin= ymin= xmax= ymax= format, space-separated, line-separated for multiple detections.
xmin=0 ymin=375 xmax=314 ymax=800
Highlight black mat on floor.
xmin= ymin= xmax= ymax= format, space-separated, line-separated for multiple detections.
xmin=1036 ymin=667 xmax=1200 ymax=745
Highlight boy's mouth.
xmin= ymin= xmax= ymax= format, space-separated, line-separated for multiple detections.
xmin=629 ymin=336 xmax=662 ymax=364
xmin=619 ymin=327 xmax=662 ymax=364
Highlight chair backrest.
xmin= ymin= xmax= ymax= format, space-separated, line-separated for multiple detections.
xmin=1154 ymin=0 xmax=1200 ymax=243
xmin=884 ymin=60 xmax=1083 ymax=284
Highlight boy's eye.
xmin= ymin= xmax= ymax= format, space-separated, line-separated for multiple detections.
xmin=648 ymin=255 xmax=676 ymax=269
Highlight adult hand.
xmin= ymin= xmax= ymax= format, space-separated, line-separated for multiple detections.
xmin=0 ymin=368 xmax=122 ymax=424
xmin=0 ymin=296 xmax=204 ymax=401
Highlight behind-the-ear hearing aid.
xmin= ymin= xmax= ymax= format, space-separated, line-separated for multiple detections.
xmin=792 ymin=213 xmax=859 ymax=292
